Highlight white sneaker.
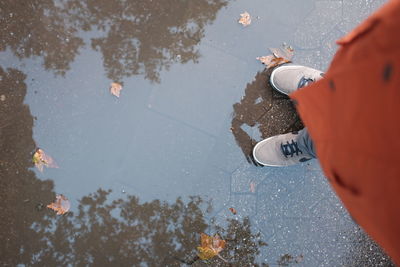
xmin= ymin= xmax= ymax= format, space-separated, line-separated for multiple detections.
xmin=252 ymin=131 xmax=313 ymax=167
xmin=270 ymin=64 xmax=324 ymax=95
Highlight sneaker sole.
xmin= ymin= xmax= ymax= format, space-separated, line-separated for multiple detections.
xmin=269 ymin=64 xmax=291 ymax=96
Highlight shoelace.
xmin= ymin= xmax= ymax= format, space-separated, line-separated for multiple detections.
xmin=281 ymin=140 xmax=303 ymax=158
xmin=297 ymin=77 xmax=314 ymax=89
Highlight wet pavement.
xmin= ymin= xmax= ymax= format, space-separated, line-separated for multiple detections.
xmin=0 ymin=0 xmax=395 ymax=266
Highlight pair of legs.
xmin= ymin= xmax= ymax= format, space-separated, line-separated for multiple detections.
xmin=253 ymin=64 xmax=322 ymax=166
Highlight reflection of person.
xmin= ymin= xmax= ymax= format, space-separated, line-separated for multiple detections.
xmin=230 ymin=70 xmax=304 ymax=166
xmin=253 ymin=0 xmax=400 ymax=264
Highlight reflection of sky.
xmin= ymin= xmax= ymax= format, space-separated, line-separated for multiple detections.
xmin=22 ymin=41 xmax=251 ymax=205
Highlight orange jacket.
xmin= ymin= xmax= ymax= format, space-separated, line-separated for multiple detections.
xmin=291 ymin=0 xmax=400 ymax=264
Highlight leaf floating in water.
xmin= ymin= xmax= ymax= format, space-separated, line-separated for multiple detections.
xmin=110 ymin=82 xmax=122 ymax=98
xmin=238 ymin=11 xmax=251 ymax=27
xmin=229 ymin=207 xmax=237 ymax=215
xmin=197 ymin=233 xmax=226 ymax=260
xmin=256 ymin=55 xmax=275 ymax=66
xmin=257 ymin=43 xmax=295 ymax=69
xmin=47 ymin=194 xmax=70 ymax=215
xmin=256 ymin=56 xmax=290 ymax=69
xmin=32 ymin=148 xmax=58 ymax=172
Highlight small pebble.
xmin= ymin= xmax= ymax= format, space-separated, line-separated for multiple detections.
xmin=0 ymin=95 xmax=6 ymax=101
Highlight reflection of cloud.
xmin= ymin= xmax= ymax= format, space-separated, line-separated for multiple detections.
xmin=231 ymin=69 xmax=303 ymax=165
xmin=1 ymin=0 xmax=228 ymax=82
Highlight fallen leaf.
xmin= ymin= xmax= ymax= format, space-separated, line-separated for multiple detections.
xmin=256 ymin=56 xmax=289 ymax=69
xmin=238 ymin=11 xmax=251 ymax=26
xmin=229 ymin=207 xmax=237 ymax=215
xmin=47 ymin=194 xmax=70 ymax=215
xmin=32 ymin=148 xmax=58 ymax=172
xmin=250 ymin=182 xmax=256 ymax=193
xmin=197 ymin=233 xmax=226 ymax=260
xmin=256 ymin=55 xmax=275 ymax=65
xmin=257 ymin=43 xmax=295 ymax=69
xmin=110 ymin=82 xmax=122 ymax=97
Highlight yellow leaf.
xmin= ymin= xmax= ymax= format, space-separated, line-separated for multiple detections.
xmin=197 ymin=233 xmax=226 ymax=260
xmin=32 ymin=148 xmax=58 ymax=172
xmin=197 ymin=246 xmax=218 ymax=260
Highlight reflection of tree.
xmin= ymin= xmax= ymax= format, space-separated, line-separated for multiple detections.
xmin=0 ymin=67 xmax=55 ymax=266
xmin=231 ymin=69 xmax=303 ymax=165
xmin=214 ymin=217 xmax=268 ymax=266
xmin=0 ymin=1 xmax=83 ymax=75
xmin=1 ymin=0 xmax=227 ymax=82
xmin=31 ymin=189 xmax=268 ymax=266
xmin=63 ymin=0 xmax=227 ymax=82
xmin=0 ymin=67 xmax=293 ymax=266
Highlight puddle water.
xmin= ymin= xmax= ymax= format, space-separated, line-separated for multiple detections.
xmin=0 ymin=0 xmax=394 ymax=266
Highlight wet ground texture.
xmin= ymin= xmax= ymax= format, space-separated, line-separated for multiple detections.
xmin=0 ymin=0 xmax=395 ymax=266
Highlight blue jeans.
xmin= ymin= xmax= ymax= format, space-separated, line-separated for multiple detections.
xmin=297 ymin=128 xmax=317 ymax=158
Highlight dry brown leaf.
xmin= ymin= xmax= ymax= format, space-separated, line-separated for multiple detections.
xmin=47 ymin=194 xmax=70 ymax=215
xmin=270 ymin=57 xmax=290 ymax=68
xmin=238 ymin=11 xmax=251 ymax=26
xmin=110 ymin=82 xmax=122 ymax=97
xmin=257 ymin=43 xmax=294 ymax=69
xmin=256 ymin=55 xmax=275 ymax=65
xmin=32 ymin=148 xmax=58 ymax=172
xmin=256 ymin=56 xmax=290 ymax=69
xmin=229 ymin=207 xmax=237 ymax=215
